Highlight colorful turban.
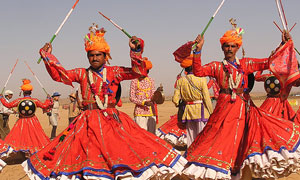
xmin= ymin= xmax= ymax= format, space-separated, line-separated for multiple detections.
xmin=143 ymin=57 xmax=152 ymax=70
xmin=84 ymin=24 xmax=111 ymax=60
xmin=21 ymin=79 xmax=33 ymax=91
xmin=180 ymin=54 xmax=193 ymax=68
xmin=220 ymin=28 xmax=244 ymax=48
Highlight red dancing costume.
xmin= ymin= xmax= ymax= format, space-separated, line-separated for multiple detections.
xmin=0 ymin=94 xmax=51 ymax=156
xmin=176 ymin=32 xmax=300 ymax=179
xmin=255 ymin=70 xmax=295 ymax=120
xmin=0 ymin=139 xmax=13 ymax=171
xmin=156 ymin=114 xmax=187 ymax=147
xmin=23 ymin=26 xmax=187 ymax=180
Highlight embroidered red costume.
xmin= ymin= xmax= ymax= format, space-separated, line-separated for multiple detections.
xmin=176 ymin=30 xmax=300 ymax=179
xmin=0 ymin=139 xmax=13 ymax=171
xmin=23 ymin=27 xmax=187 ymax=180
xmin=156 ymin=114 xmax=187 ymax=147
xmin=255 ymin=70 xmax=295 ymax=120
xmin=0 ymin=94 xmax=51 ymax=156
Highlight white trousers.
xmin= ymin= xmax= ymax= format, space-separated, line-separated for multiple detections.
xmin=186 ymin=121 xmax=207 ymax=147
xmin=134 ymin=116 xmax=156 ymax=134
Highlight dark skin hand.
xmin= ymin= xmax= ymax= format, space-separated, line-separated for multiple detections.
xmin=144 ymin=101 xmax=153 ymax=106
xmin=129 ymin=36 xmax=141 ymax=51
xmin=270 ymin=30 xmax=292 ymax=57
xmin=282 ymin=30 xmax=292 ymax=43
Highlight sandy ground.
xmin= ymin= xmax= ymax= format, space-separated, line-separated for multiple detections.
xmin=0 ymin=96 xmax=300 ymax=180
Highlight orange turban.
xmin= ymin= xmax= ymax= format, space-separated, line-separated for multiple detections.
xmin=220 ymin=28 xmax=244 ymax=48
xmin=21 ymin=79 xmax=33 ymax=91
xmin=84 ymin=24 xmax=111 ymax=60
xmin=180 ymin=54 xmax=193 ymax=68
xmin=143 ymin=57 xmax=152 ymax=70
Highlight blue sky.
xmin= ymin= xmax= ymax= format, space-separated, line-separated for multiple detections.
xmin=0 ymin=0 xmax=300 ymax=98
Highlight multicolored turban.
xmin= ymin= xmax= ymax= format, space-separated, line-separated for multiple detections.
xmin=220 ymin=27 xmax=244 ymax=48
xmin=180 ymin=54 xmax=193 ymax=68
xmin=21 ymin=79 xmax=33 ymax=91
xmin=84 ymin=24 xmax=111 ymax=60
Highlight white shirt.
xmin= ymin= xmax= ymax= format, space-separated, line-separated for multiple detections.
xmin=0 ymin=97 xmax=14 ymax=115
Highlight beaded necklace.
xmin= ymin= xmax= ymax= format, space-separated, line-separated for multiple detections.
xmin=88 ymin=68 xmax=108 ymax=109
xmin=223 ymin=57 xmax=243 ymax=101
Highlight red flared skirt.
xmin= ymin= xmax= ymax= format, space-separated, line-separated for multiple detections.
xmin=156 ymin=114 xmax=187 ymax=147
xmin=241 ymin=102 xmax=300 ymax=178
xmin=23 ymin=108 xmax=187 ymax=180
xmin=0 ymin=139 xmax=13 ymax=171
xmin=260 ymin=97 xmax=295 ymax=120
xmin=5 ymin=116 xmax=50 ymax=155
xmin=183 ymin=94 xmax=300 ymax=179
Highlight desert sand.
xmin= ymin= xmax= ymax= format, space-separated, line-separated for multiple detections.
xmin=0 ymin=96 xmax=300 ymax=180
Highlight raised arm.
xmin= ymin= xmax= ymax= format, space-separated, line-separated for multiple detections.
xmin=174 ymin=35 xmax=218 ymax=78
xmin=114 ymin=37 xmax=148 ymax=82
xmin=0 ymin=97 xmax=20 ymax=108
xmin=34 ymin=97 xmax=52 ymax=109
xmin=255 ymin=70 xmax=272 ymax=82
xmin=39 ymin=43 xmax=80 ymax=87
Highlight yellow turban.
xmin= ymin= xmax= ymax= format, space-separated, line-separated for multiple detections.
xmin=220 ymin=28 xmax=244 ymax=48
xmin=180 ymin=54 xmax=193 ymax=68
xmin=84 ymin=25 xmax=111 ymax=60
xmin=21 ymin=79 xmax=33 ymax=91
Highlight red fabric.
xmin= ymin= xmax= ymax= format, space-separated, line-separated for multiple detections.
xmin=25 ymin=47 xmax=185 ymax=179
xmin=175 ymin=42 xmax=300 ymax=175
xmin=260 ymin=97 xmax=295 ymax=120
xmin=255 ymin=70 xmax=295 ymax=120
xmin=43 ymin=58 xmax=144 ymax=107
xmin=0 ymin=138 xmax=11 ymax=156
xmin=158 ymin=114 xmax=186 ymax=138
xmin=238 ymin=100 xmax=300 ymax=168
xmin=269 ymin=40 xmax=300 ymax=99
xmin=40 ymin=49 xmax=74 ymax=87
xmin=207 ymin=78 xmax=220 ymax=99
xmin=27 ymin=108 xmax=182 ymax=179
xmin=254 ymin=70 xmax=272 ymax=82
xmin=0 ymin=97 xmax=51 ymax=155
xmin=154 ymin=103 xmax=158 ymax=124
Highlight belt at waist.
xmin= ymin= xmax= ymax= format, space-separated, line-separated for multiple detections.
xmin=186 ymin=100 xmax=203 ymax=105
xmin=219 ymin=88 xmax=244 ymax=95
xmin=83 ymin=103 xmax=116 ymax=110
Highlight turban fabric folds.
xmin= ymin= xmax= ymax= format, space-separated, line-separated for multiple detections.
xmin=21 ymin=79 xmax=33 ymax=91
xmin=220 ymin=27 xmax=244 ymax=48
xmin=180 ymin=54 xmax=193 ymax=68
xmin=84 ymin=24 xmax=111 ymax=60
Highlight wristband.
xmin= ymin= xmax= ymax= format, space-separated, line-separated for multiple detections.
xmin=193 ymin=49 xmax=202 ymax=54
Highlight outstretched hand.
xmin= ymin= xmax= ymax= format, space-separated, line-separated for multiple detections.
xmin=194 ymin=34 xmax=204 ymax=52
xmin=129 ymin=36 xmax=141 ymax=51
xmin=40 ymin=43 xmax=52 ymax=59
xmin=282 ymin=30 xmax=292 ymax=44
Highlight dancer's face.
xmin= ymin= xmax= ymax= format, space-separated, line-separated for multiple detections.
xmin=222 ymin=42 xmax=239 ymax=61
xmin=88 ymin=50 xmax=106 ymax=70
